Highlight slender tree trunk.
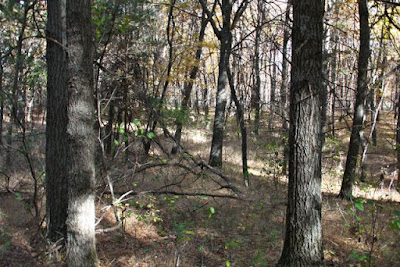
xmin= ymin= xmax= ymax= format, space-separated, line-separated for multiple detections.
xmin=46 ymin=0 xmax=68 ymax=241
xmin=338 ymin=0 xmax=370 ymax=199
xmin=227 ymin=66 xmax=248 ymax=186
xmin=252 ymin=0 xmax=263 ymax=135
xmin=144 ymin=0 xmax=176 ymax=155
xmin=268 ymin=49 xmax=276 ymax=129
xmin=6 ymin=2 xmax=30 ymax=169
xmin=65 ymin=0 xmax=98 ymax=265
xmin=396 ymin=72 xmax=400 ymax=191
xmin=280 ymin=2 xmax=291 ymax=175
xmin=278 ymin=0 xmax=324 ymax=265
xmin=172 ymin=11 xmax=207 ymax=154
xmin=0 ymin=52 xmax=3 ymax=145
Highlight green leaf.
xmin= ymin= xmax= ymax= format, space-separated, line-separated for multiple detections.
xmin=394 ymin=210 xmax=400 ymax=217
xmin=226 ymin=260 xmax=231 ymax=267
xmin=162 ymin=159 xmax=168 ymax=163
xmin=133 ymin=118 xmax=141 ymax=127
xmin=210 ymin=207 xmax=215 ymax=214
xmin=118 ymin=127 xmax=125 ymax=134
xmin=354 ymin=199 xmax=364 ymax=211
xmin=114 ymin=139 xmax=119 ymax=146
xmin=147 ymin=132 xmax=155 ymax=139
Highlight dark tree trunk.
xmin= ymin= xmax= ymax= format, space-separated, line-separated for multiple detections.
xmin=280 ymin=2 xmax=291 ymax=175
xmin=0 ymin=52 xmax=3 ymax=145
xmin=252 ymin=0 xmax=263 ymax=135
xmin=278 ymin=0 xmax=324 ymax=265
xmin=105 ymin=102 xmax=114 ymax=155
xmin=338 ymin=0 xmax=370 ymax=200
xmin=171 ymin=11 xmax=207 ymax=154
xmin=46 ymin=0 xmax=69 ymax=241
xmin=268 ymin=49 xmax=277 ymax=129
xmin=144 ymin=0 xmax=176 ymax=155
xmin=396 ymin=71 xmax=400 ymax=191
xmin=6 ymin=2 xmax=31 ymax=169
xmin=227 ymin=66 xmax=248 ymax=186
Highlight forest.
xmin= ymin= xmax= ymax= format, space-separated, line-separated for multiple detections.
xmin=0 ymin=0 xmax=399 ymax=266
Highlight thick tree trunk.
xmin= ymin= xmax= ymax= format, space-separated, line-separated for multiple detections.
xmin=338 ymin=0 xmax=370 ymax=199
xmin=278 ymin=0 xmax=324 ymax=265
xmin=65 ymin=0 xmax=98 ymax=265
xmin=46 ymin=0 xmax=69 ymax=241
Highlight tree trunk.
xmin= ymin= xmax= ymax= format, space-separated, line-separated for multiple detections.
xmin=268 ymin=49 xmax=277 ymax=129
xmin=396 ymin=71 xmax=400 ymax=191
xmin=280 ymin=2 xmax=291 ymax=175
xmin=46 ymin=0 xmax=69 ymax=241
xmin=227 ymin=66 xmax=248 ymax=186
xmin=252 ymin=0 xmax=263 ymax=135
xmin=6 ymin=2 xmax=31 ymax=169
xmin=338 ymin=0 xmax=370 ymax=199
xmin=171 ymin=11 xmax=207 ymax=154
xmin=208 ymin=0 xmax=232 ymax=167
xmin=65 ymin=0 xmax=98 ymax=265
xmin=278 ymin=0 xmax=324 ymax=265
xmin=0 ymin=52 xmax=3 ymax=145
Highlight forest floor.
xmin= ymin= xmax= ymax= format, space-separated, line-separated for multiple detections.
xmin=0 ymin=111 xmax=400 ymax=266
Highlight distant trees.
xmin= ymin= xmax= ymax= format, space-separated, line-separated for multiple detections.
xmin=278 ymin=0 xmax=324 ymax=265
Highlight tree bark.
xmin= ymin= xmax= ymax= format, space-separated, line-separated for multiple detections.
xmin=338 ymin=0 xmax=370 ymax=199
xmin=65 ymin=0 xmax=98 ymax=265
xmin=46 ymin=0 xmax=69 ymax=241
xmin=278 ymin=0 xmax=324 ymax=265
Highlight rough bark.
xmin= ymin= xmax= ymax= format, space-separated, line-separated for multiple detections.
xmin=46 ymin=0 xmax=68 ymax=241
xmin=278 ymin=0 xmax=324 ymax=265
xmin=65 ymin=0 xmax=98 ymax=265
xmin=338 ymin=0 xmax=370 ymax=199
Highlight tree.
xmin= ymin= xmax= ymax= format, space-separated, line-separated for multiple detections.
xmin=46 ymin=0 xmax=68 ymax=241
xmin=338 ymin=0 xmax=370 ymax=200
xmin=47 ymin=0 xmax=98 ymax=265
xmin=200 ymin=0 xmax=248 ymax=167
xmin=278 ymin=0 xmax=324 ymax=265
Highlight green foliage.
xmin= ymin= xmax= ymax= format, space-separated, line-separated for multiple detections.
xmin=390 ymin=210 xmax=400 ymax=231
xmin=208 ymin=207 xmax=215 ymax=218
xmin=349 ymin=250 xmax=370 ymax=265
xmin=173 ymin=221 xmax=195 ymax=243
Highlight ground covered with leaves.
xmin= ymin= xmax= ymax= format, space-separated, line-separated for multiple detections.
xmin=0 ymin=112 xmax=400 ymax=266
